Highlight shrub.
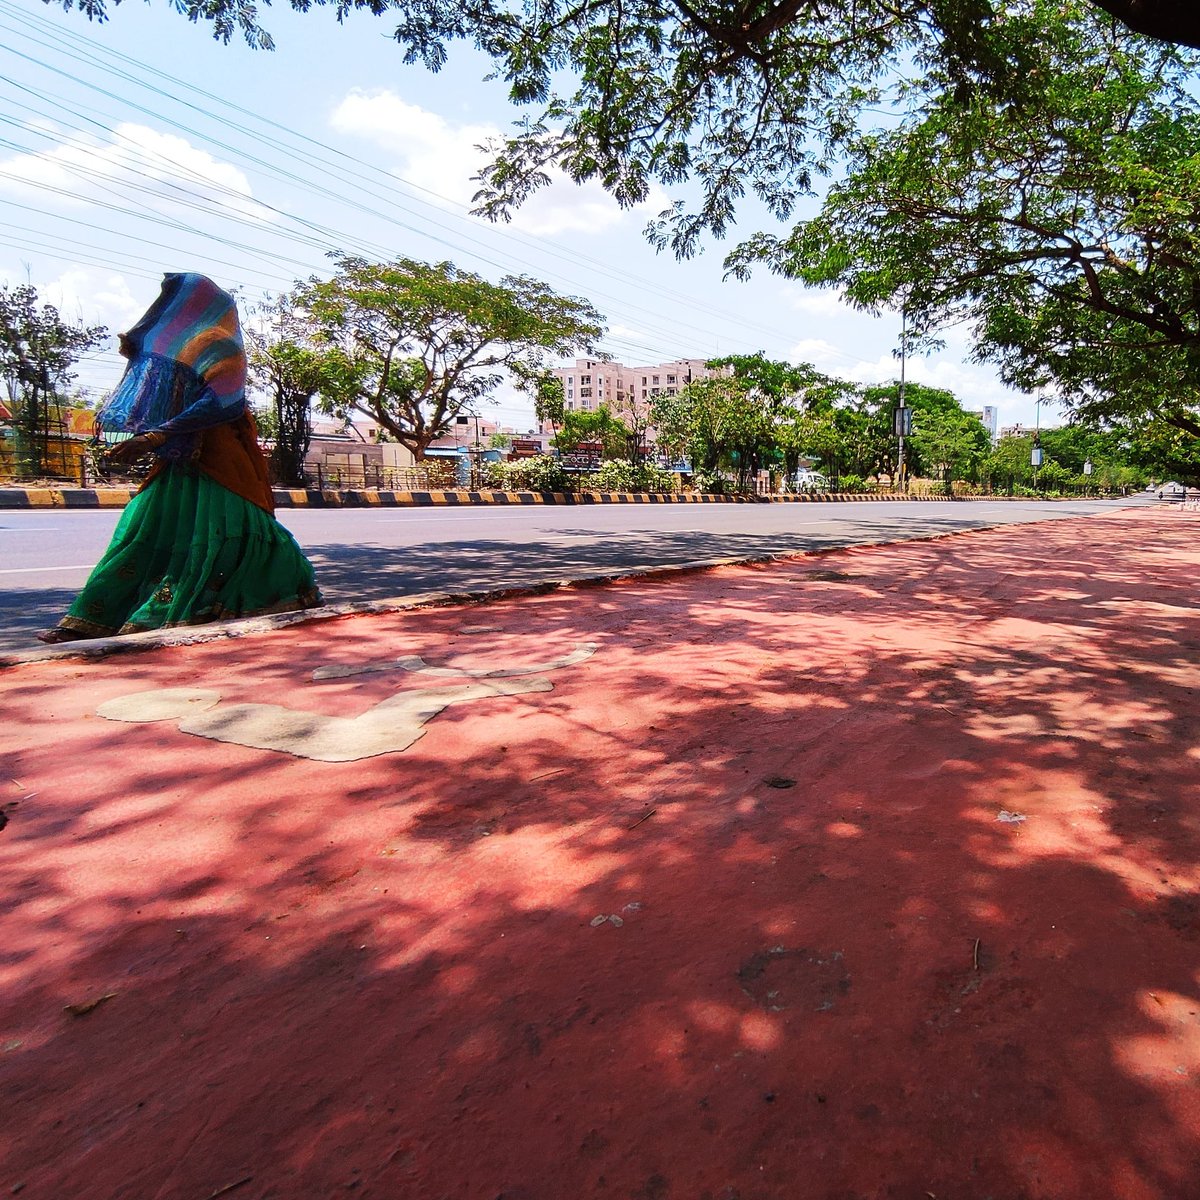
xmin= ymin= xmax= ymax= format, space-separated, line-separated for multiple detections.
xmin=586 ymin=460 xmax=678 ymax=493
xmin=837 ymin=473 xmax=868 ymax=493
xmin=690 ymin=468 xmax=758 ymax=494
xmin=483 ymin=455 xmax=571 ymax=492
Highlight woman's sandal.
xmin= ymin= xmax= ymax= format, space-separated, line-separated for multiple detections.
xmin=36 ymin=628 xmax=89 ymax=645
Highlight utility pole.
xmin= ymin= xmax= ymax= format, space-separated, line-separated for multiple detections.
xmin=472 ymin=411 xmax=481 ymax=489
xmin=1031 ymin=396 xmax=1044 ymax=490
xmin=894 ymin=307 xmax=911 ymax=491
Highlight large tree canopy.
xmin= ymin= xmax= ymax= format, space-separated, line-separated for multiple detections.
xmin=731 ymin=2 xmax=1200 ymax=438
xmin=46 ymin=0 xmax=1200 ymax=262
xmin=297 ymin=256 xmax=605 ymax=460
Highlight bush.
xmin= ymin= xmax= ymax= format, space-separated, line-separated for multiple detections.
xmin=1034 ymin=460 xmax=1070 ymax=491
xmin=837 ymin=473 xmax=868 ymax=493
xmin=483 ymin=455 xmax=572 ymax=492
xmin=585 ymin=460 xmax=678 ymax=493
xmin=690 ymin=468 xmax=727 ymax=494
xmin=690 ymin=468 xmax=758 ymax=495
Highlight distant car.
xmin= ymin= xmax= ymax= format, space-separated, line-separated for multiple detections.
xmin=790 ymin=470 xmax=830 ymax=491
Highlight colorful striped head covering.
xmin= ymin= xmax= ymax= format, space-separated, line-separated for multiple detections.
xmin=96 ymin=273 xmax=247 ymax=456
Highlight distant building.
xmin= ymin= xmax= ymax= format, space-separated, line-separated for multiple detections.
xmin=999 ymin=422 xmax=1060 ymax=440
xmin=544 ymin=356 xmax=723 ymax=434
xmin=967 ymin=405 xmax=999 ymax=440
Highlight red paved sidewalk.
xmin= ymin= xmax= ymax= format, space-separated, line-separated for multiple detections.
xmin=2 ymin=507 xmax=1199 ymax=1199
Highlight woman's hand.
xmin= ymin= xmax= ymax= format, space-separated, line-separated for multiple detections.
xmin=105 ymin=433 xmax=159 ymax=466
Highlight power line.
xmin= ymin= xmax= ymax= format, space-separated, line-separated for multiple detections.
xmin=0 ymin=0 xmax=807 ymax=343
xmin=0 ymin=0 xmax=906 ymax=400
xmin=0 ymin=0 xmax=842 ymax=361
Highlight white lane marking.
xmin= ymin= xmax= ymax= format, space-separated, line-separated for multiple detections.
xmin=0 ymin=564 xmax=93 ymax=574
xmin=370 ymin=513 xmax=565 ymax=522
xmin=367 ymin=515 xmax=837 ymax=527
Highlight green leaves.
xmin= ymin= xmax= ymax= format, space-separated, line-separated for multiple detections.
xmin=1 ymin=283 xmax=107 ymax=478
xmin=294 ymin=255 xmax=604 ymax=458
xmin=770 ymin=4 xmax=1200 ymax=440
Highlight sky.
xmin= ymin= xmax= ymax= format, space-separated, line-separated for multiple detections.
xmin=0 ymin=0 xmax=1049 ymax=430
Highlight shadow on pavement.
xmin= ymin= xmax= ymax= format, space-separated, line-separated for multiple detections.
xmin=2 ymin=507 xmax=1199 ymax=1198
xmin=302 ymin=515 xmax=1000 ymax=601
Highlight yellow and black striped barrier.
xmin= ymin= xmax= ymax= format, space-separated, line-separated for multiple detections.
xmin=0 ymin=487 xmax=137 ymax=509
xmin=1 ymin=485 xmax=973 ymax=509
xmin=266 ymin=489 xmax=962 ymax=507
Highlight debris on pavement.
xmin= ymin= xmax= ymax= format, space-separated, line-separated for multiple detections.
xmin=62 ymin=993 xmax=117 ymax=1018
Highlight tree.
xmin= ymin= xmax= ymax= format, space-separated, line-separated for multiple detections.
xmin=739 ymin=5 xmax=1200 ymax=444
xmin=531 ymin=372 xmax=565 ymax=436
xmin=705 ymin=353 xmax=845 ymax=480
xmin=554 ymin=405 xmax=630 ymax=460
xmin=246 ymin=295 xmax=358 ymax=486
xmin=1 ymin=283 xmax=106 ymax=478
xmin=1109 ymin=415 xmax=1200 ymax=485
xmin=982 ymin=433 xmax=1038 ymax=491
xmin=296 ymin=256 xmax=605 ymax=461
xmin=652 ymin=375 xmax=774 ymax=490
xmin=48 ymin=0 xmax=1200 ymax=271
xmin=909 ymin=406 xmax=991 ymax=491
xmin=858 ymin=381 xmax=987 ymax=483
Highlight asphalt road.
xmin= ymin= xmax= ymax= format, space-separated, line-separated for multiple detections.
xmin=0 ymin=494 xmax=1153 ymax=653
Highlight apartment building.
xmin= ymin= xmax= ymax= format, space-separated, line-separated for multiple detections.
xmin=967 ymin=405 xmax=999 ymax=440
xmin=543 ymin=357 xmax=720 ymax=434
xmin=999 ymin=421 xmax=1059 ymax=440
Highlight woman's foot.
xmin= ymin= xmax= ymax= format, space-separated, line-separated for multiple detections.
xmin=36 ymin=627 xmax=89 ymax=645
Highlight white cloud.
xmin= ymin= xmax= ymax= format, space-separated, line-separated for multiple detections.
xmin=39 ymin=268 xmax=142 ymax=333
xmin=329 ymin=89 xmax=667 ymax=238
xmin=788 ymin=336 xmax=1043 ymax=425
xmin=780 ymin=285 xmax=856 ymax=320
xmin=789 ymin=337 xmax=874 ymax=376
xmin=0 ymin=122 xmax=273 ymax=224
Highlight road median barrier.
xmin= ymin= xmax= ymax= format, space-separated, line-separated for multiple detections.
xmin=2 ymin=485 xmax=974 ymax=509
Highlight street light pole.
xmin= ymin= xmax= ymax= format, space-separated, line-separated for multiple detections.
xmin=895 ymin=307 xmax=909 ymax=492
xmin=1031 ymin=396 xmax=1044 ymax=490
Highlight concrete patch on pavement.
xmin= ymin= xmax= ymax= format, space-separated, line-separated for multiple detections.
xmin=311 ymin=640 xmax=598 ymax=681
xmin=96 ymin=639 xmax=600 ymax=761
xmin=97 ymin=676 xmax=554 ymax=762
xmin=96 ymin=687 xmax=222 ymax=723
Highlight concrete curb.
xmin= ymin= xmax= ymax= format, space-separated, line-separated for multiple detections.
xmin=1 ymin=485 xmax=1044 ymax=509
xmin=0 ymin=486 xmax=136 ymax=509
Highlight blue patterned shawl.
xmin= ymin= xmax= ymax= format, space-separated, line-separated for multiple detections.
xmin=96 ymin=273 xmax=247 ymax=461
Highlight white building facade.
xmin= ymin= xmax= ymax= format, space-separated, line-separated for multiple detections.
xmin=543 ymin=357 xmax=722 ymax=435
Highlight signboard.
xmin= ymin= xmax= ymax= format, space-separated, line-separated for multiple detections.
xmin=509 ymin=438 xmax=543 ymax=459
xmin=561 ymin=441 xmax=603 ymax=471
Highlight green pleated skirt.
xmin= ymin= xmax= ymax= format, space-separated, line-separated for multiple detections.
xmin=59 ymin=467 xmax=322 ymax=638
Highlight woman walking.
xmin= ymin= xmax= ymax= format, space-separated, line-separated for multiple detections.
xmin=39 ymin=273 xmax=322 ymax=643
